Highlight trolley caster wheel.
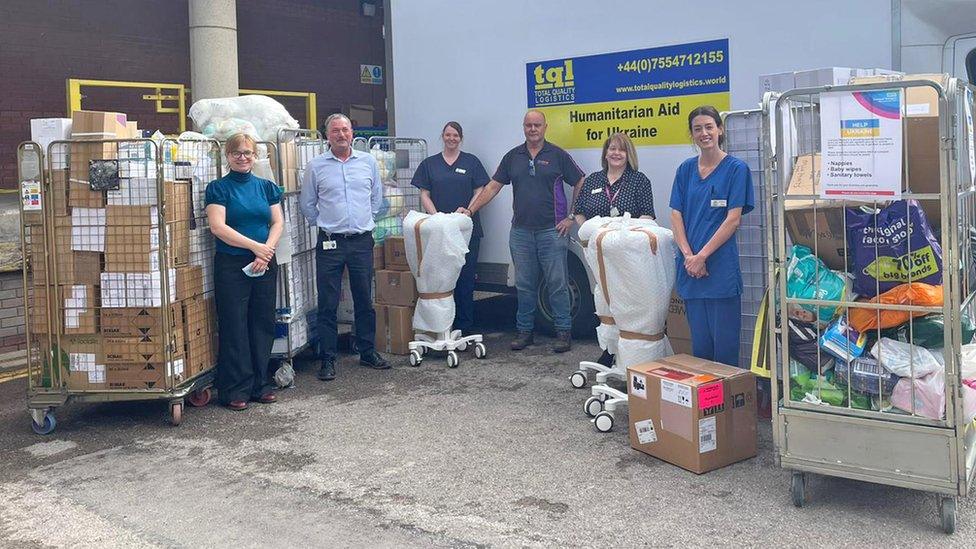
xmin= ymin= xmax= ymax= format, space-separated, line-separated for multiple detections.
xmin=419 ymin=346 xmax=429 ymax=357
xmin=593 ymin=411 xmax=614 ymax=433
xmin=447 ymin=350 xmax=459 ymax=368
xmin=31 ymin=412 xmax=56 ymax=435
xmin=187 ymin=387 xmax=212 ymax=407
xmin=169 ymin=401 xmax=184 ymax=426
xmin=569 ymin=370 xmax=587 ymax=389
xmin=584 ymin=396 xmax=604 ymax=418
xmin=456 ymin=340 xmax=469 ymax=352
xmin=791 ymin=472 xmax=806 ymax=508
xmin=408 ymin=350 xmax=423 ymax=367
xmin=939 ymin=496 xmax=957 ymax=534
xmin=473 ymin=342 xmax=487 ymax=359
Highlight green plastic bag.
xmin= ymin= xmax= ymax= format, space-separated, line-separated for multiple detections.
xmin=877 ymin=311 xmax=975 ymax=350
xmin=786 ymin=245 xmax=848 ymax=325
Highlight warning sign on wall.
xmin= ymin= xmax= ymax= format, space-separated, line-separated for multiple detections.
xmin=361 ymin=64 xmax=383 ymax=85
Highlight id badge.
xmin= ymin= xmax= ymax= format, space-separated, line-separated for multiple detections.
xmin=710 ymin=199 xmax=727 ymax=208
xmin=590 ymin=187 xmax=602 ymax=195
xmin=322 ymin=240 xmax=337 ymax=251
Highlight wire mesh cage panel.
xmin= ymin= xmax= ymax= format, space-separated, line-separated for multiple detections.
xmin=367 ymin=136 xmax=426 ymax=245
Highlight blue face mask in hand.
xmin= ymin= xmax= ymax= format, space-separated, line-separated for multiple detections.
xmin=242 ymin=262 xmax=265 ymax=277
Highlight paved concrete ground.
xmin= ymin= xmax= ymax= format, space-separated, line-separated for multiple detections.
xmin=0 ymin=295 xmax=972 ymax=547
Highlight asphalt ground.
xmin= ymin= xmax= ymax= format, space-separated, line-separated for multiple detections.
xmin=0 ymin=294 xmax=973 ymax=547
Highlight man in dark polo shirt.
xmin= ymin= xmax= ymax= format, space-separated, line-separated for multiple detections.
xmin=461 ymin=110 xmax=585 ymax=352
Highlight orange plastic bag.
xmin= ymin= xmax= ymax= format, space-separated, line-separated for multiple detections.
xmin=849 ymin=283 xmax=944 ymax=333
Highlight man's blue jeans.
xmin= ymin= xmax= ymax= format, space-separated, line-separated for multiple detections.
xmin=509 ymin=226 xmax=571 ymax=333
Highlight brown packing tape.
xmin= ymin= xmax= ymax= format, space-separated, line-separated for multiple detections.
xmin=619 ymin=330 xmax=665 ymax=342
xmin=413 ymin=216 xmax=428 ymax=277
xmin=597 ymin=315 xmax=615 ymax=325
xmin=419 ymin=291 xmax=453 ymax=299
xmin=595 ymin=231 xmax=612 ymax=306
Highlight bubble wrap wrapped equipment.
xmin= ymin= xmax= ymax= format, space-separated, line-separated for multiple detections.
xmin=592 ymin=216 xmax=677 ymax=368
xmin=578 ymin=216 xmax=623 ymax=355
xmin=403 ymin=211 xmax=472 ymax=334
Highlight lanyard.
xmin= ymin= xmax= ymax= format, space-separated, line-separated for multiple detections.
xmin=604 ymin=175 xmax=623 ymax=205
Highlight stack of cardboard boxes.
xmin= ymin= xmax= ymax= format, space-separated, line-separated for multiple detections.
xmin=27 ymin=110 xmax=218 ymax=392
xmin=374 ymin=236 xmax=418 ymax=354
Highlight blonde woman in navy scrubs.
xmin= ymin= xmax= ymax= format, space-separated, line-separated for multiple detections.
xmin=410 ymin=121 xmax=490 ymax=335
xmin=668 ymin=106 xmax=754 ymax=367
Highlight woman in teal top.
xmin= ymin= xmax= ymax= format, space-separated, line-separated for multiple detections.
xmin=669 ymin=106 xmax=754 ymax=368
xmin=205 ymin=133 xmax=284 ymax=410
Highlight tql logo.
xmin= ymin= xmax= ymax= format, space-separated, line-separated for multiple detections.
xmin=533 ymin=59 xmax=575 ymax=90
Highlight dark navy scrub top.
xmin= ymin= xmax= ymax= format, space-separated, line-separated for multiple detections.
xmin=411 ymin=151 xmax=489 ymax=238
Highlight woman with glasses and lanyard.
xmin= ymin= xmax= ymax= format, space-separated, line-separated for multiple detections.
xmin=411 ymin=121 xmax=489 ymax=335
xmin=572 ymin=132 xmax=656 ymax=366
xmin=205 ymin=133 xmax=284 ymax=410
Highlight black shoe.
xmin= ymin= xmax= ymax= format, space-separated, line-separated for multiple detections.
xmin=359 ymin=350 xmax=390 ymax=370
xmin=317 ymin=358 xmax=336 ymax=381
xmin=596 ymin=349 xmax=615 ymax=367
xmin=510 ymin=331 xmax=534 ymax=351
xmin=552 ymin=331 xmax=572 ymax=353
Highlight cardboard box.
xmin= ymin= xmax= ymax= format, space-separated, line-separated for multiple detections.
xmin=60 ymin=334 xmax=108 ymax=390
xmin=30 ymin=118 xmax=72 ymax=157
xmin=373 ymin=244 xmax=385 ymax=271
xmin=667 ymin=294 xmax=693 ymax=355
xmin=100 ymin=302 xmax=182 ymax=337
xmin=849 ymin=73 xmax=949 ymax=118
xmin=100 ymin=270 xmax=177 ymax=308
xmin=759 ymin=71 xmax=795 ymax=94
xmin=182 ymin=296 xmax=216 ymax=378
xmin=106 ymin=359 xmax=184 ymax=390
xmin=100 ymin=332 xmax=184 ymax=365
xmin=793 ymin=67 xmax=859 ymax=89
xmin=32 ymin=229 xmax=102 ymax=286
xmin=383 ymin=236 xmax=410 ymax=271
xmin=278 ymin=140 xmax=299 ymax=191
xmin=375 ymin=269 xmax=418 ymax=306
xmin=375 ymin=303 xmax=414 ymax=355
xmin=783 ymin=154 xmax=851 ymax=270
xmin=176 ymin=265 xmax=204 ymax=299
xmin=71 ymin=110 xmax=127 ymax=140
xmin=68 ymin=180 xmax=106 ymax=208
xmin=628 ymin=354 xmax=757 ymax=474
xmin=28 ymin=284 xmax=95 ymax=335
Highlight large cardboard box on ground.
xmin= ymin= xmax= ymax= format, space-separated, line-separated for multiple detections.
xmin=376 ymin=303 xmax=414 ymax=355
xmin=383 ymin=236 xmax=410 ymax=271
xmin=627 ymin=354 xmax=757 ymax=474
xmin=667 ymin=293 xmax=692 ymax=356
xmin=375 ymin=269 xmax=418 ymax=306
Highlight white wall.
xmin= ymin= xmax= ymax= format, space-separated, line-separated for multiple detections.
xmin=900 ymin=0 xmax=976 ymax=75
xmin=391 ymin=0 xmax=892 ymax=270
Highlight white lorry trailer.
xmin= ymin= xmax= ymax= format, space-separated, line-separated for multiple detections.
xmin=387 ymin=0 xmax=976 ymax=337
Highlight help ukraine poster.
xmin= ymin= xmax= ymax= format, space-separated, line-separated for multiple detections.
xmin=819 ymin=89 xmax=903 ymax=199
xmin=526 ymin=39 xmax=730 ymax=148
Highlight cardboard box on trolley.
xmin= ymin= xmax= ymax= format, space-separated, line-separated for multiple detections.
xmin=29 ymin=284 xmax=98 ymax=335
xmin=383 ymin=236 xmax=410 ymax=271
xmin=627 ymin=354 xmax=757 ymax=474
xmin=182 ymin=295 xmax=217 ymax=378
xmin=375 ymin=269 xmax=418 ymax=307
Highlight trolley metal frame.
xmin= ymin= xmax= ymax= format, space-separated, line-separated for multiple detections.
xmin=20 ymin=136 xmax=221 ymax=433
xmin=765 ymin=78 xmax=976 ymax=533
xmin=271 ymin=128 xmax=327 ymax=370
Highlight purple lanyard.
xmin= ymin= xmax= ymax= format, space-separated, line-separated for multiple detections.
xmin=604 ymin=177 xmax=623 ymax=205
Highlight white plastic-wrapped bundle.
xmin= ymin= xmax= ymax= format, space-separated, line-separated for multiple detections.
xmin=578 ymin=216 xmax=623 ymax=355
xmin=403 ymin=211 xmax=472 ymax=334
xmin=188 ymin=95 xmax=300 ymax=143
xmin=370 ymin=147 xmax=397 ymax=185
xmin=595 ymin=217 xmax=677 ymax=368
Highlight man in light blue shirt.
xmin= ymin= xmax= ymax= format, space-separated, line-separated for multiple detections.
xmin=300 ymin=113 xmax=389 ymax=380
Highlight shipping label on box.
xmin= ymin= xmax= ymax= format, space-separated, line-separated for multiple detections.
xmin=628 ymin=354 xmax=757 ymax=474
xmin=375 ymin=270 xmax=418 ymax=307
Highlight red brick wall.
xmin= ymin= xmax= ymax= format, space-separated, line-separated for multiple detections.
xmin=0 ymin=0 xmax=387 ymax=190
xmin=0 ymin=272 xmax=27 ymax=353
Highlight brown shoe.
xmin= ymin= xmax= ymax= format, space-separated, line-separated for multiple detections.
xmin=510 ymin=331 xmax=534 ymax=351
xmin=552 ymin=331 xmax=572 ymax=353
xmin=226 ymin=400 xmax=248 ymax=411
xmin=253 ymin=393 xmax=277 ymax=404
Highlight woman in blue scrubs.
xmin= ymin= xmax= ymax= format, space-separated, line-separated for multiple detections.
xmin=668 ymin=106 xmax=754 ymax=367
xmin=411 ymin=121 xmax=489 ymax=335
